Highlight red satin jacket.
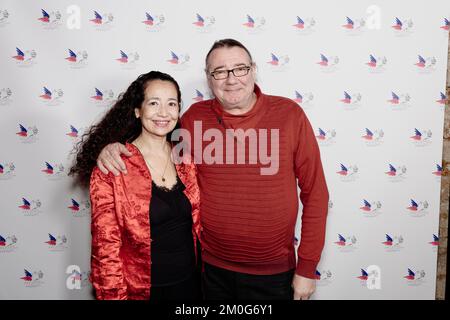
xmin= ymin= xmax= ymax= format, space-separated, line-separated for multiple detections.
xmin=89 ymin=143 xmax=201 ymax=300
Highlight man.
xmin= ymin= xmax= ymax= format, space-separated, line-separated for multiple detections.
xmin=96 ymin=39 xmax=329 ymax=300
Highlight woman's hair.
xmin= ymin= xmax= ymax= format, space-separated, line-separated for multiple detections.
xmin=68 ymin=70 xmax=181 ymax=186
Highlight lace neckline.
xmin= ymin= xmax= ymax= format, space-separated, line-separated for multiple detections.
xmin=152 ymin=175 xmax=183 ymax=193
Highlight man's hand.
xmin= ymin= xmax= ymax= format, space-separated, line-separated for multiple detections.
xmin=292 ymin=274 xmax=316 ymax=300
xmin=97 ymin=142 xmax=132 ymax=176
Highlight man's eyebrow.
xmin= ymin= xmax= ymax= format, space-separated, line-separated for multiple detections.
xmin=211 ymin=65 xmax=225 ymax=72
xmin=211 ymin=63 xmax=248 ymax=72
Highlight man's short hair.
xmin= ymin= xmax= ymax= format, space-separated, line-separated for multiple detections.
xmin=205 ymin=38 xmax=253 ymax=68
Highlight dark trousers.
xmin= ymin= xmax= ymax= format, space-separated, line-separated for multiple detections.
xmin=202 ymin=263 xmax=294 ymax=300
xmin=150 ymin=271 xmax=202 ymax=301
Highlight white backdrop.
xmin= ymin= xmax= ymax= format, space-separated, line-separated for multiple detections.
xmin=0 ymin=0 xmax=449 ymax=300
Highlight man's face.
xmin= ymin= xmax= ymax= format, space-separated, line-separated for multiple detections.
xmin=206 ymin=46 xmax=256 ymax=111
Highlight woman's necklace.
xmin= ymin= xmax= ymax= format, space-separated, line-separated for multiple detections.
xmin=134 ymin=141 xmax=171 ymax=182
xmin=146 ymin=153 xmax=170 ymax=182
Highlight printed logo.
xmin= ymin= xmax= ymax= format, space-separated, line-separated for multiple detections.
xmin=193 ymin=89 xmax=204 ymax=102
xmin=317 ymin=53 xmax=339 ymax=72
xmin=12 ymin=47 xmax=37 ymax=67
xmin=328 ymin=199 xmax=334 ymax=214
xmin=391 ymin=17 xmax=413 ymax=36
xmin=366 ymin=54 xmax=387 ymax=72
xmin=340 ymin=91 xmax=362 ymax=110
xmin=39 ymin=86 xmax=64 ymax=106
xmin=292 ymin=90 xmax=314 ymax=109
xmin=336 ymin=163 xmax=359 ymax=182
xmin=404 ymin=268 xmax=426 ymax=286
xmin=362 ymin=128 xmax=384 ymax=146
xmin=0 ymin=234 xmax=18 ymax=253
xmin=359 ymin=199 xmax=382 ymax=217
xmin=167 ymin=51 xmax=190 ymax=71
xmin=267 ymin=53 xmax=289 ymax=66
xmin=116 ymin=50 xmax=140 ymax=69
xmin=0 ymin=8 xmax=10 ymax=27
xmin=357 ymin=268 xmax=368 ymax=282
xmin=440 ymin=18 xmax=449 ymax=31
xmin=90 ymin=10 xmax=114 ymax=30
xmin=315 ymin=269 xmax=333 ymax=286
xmin=387 ymin=91 xmax=412 ymax=110
xmin=45 ymin=233 xmax=68 ymax=251
xmin=41 ymin=161 xmax=66 ymax=180
xmin=436 ymin=92 xmax=447 ymax=108
xmin=432 ymin=164 xmax=442 ymax=177
xmin=142 ymin=12 xmax=165 ymax=31
xmin=68 ymin=198 xmax=90 ymax=218
xmin=316 ymin=128 xmax=336 ymax=146
xmin=334 ymin=234 xmax=358 ymax=252
xmin=66 ymin=125 xmax=79 ymax=138
xmin=192 ymin=89 xmax=211 ymax=102
xmin=21 ymin=269 xmax=44 ymax=287
xmin=293 ymin=16 xmax=316 ymax=35
xmin=65 ymin=49 xmax=88 ymax=68
xmin=381 ymin=234 xmax=404 ymax=252
xmin=0 ymin=87 xmax=13 ymax=105
xmin=193 ymin=13 xmax=215 ymax=32
xmin=385 ymin=163 xmax=407 ymax=182
xmin=18 ymin=197 xmax=42 ymax=216
xmin=242 ymin=14 xmax=266 ymax=33
xmin=66 ymin=265 xmax=91 ymax=289
xmin=16 ymin=124 xmax=39 ymax=144
xmin=357 ymin=267 xmax=381 ymax=289
xmin=38 ymin=9 xmax=62 ymax=29
xmin=0 ymin=162 xmax=16 ymax=180
xmin=415 ymin=55 xmax=436 ymax=73
xmin=406 ymin=199 xmax=429 ymax=217
xmin=342 ymin=16 xmax=366 ymax=35
xmin=90 ymin=87 xmax=115 ymax=107
xmin=429 ymin=234 xmax=439 ymax=252
xmin=410 ymin=128 xmax=432 ymax=147
xmin=267 ymin=52 xmax=290 ymax=71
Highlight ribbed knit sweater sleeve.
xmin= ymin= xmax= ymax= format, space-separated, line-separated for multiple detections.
xmin=293 ymin=108 xmax=329 ymax=279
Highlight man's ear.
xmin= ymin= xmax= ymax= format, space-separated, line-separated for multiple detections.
xmin=251 ymin=63 xmax=257 ymax=76
xmin=206 ymin=75 xmax=213 ymax=92
xmin=251 ymin=63 xmax=258 ymax=82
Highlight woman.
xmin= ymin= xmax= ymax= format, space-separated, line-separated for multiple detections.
xmin=69 ymin=71 xmax=201 ymax=300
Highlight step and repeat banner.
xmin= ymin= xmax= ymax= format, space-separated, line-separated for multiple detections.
xmin=0 ymin=0 xmax=449 ymax=299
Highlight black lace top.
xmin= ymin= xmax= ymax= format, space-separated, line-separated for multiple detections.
xmin=150 ymin=176 xmax=195 ymax=286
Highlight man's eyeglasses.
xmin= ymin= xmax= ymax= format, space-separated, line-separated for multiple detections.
xmin=209 ymin=65 xmax=252 ymax=80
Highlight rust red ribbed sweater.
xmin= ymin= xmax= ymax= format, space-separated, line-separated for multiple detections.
xmin=180 ymin=85 xmax=329 ymax=279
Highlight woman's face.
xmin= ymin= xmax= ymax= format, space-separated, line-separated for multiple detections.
xmin=135 ymin=80 xmax=180 ymax=138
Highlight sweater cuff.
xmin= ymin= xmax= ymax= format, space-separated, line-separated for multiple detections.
xmin=295 ymin=258 xmax=319 ymax=279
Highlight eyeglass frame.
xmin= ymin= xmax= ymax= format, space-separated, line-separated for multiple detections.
xmin=208 ymin=64 xmax=253 ymax=80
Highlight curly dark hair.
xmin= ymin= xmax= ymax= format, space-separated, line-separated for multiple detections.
xmin=68 ymin=70 xmax=182 ymax=186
